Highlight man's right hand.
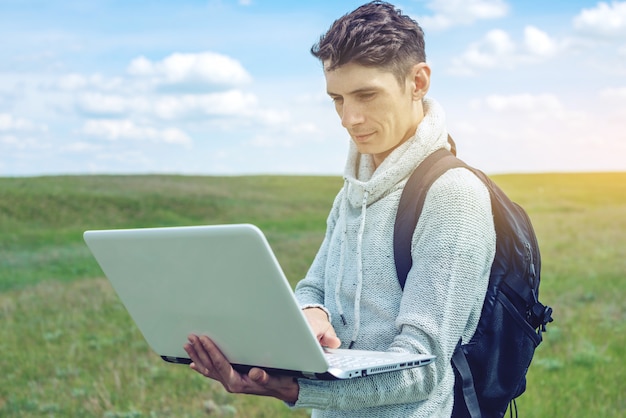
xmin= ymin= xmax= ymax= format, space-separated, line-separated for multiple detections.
xmin=302 ymin=307 xmax=341 ymax=348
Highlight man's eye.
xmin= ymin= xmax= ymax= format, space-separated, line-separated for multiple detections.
xmin=359 ymin=93 xmax=375 ymax=101
xmin=331 ymin=97 xmax=343 ymax=104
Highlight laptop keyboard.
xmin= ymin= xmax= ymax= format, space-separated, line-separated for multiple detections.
xmin=325 ymin=353 xmax=390 ymax=369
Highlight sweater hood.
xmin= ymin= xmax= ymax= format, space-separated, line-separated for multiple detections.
xmin=334 ymin=97 xmax=451 ymax=347
xmin=342 ymin=97 xmax=451 ymax=207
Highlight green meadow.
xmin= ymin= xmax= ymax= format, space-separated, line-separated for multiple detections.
xmin=1 ymin=173 xmax=624 ymax=417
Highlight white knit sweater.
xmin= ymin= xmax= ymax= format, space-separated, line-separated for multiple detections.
xmin=293 ymin=98 xmax=497 ymax=417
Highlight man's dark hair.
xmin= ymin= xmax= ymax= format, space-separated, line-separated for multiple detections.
xmin=311 ymin=1 xmax=426 ymax=84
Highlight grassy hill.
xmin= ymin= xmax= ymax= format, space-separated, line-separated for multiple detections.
xmin=0 ymin=175 xmax=343 ymax=292
xmin=0 ymin=173 xmax=624 ymax=417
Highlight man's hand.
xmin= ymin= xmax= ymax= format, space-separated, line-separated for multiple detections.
xmin=184 ymin=334 xmax=299 ymax=403
xmin=302 ymin=307 xmax=341 ymax=348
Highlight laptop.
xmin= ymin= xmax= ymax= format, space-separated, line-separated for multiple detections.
xmin=83 ymin=223 xmax=435 ymax=380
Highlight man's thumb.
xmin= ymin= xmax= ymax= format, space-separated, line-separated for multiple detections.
xmin=249 ymin=367 xmax=269 ymax=384
xmin=322 ymin=334 xmax=342 ymax=349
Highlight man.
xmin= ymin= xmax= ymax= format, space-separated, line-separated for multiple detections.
xmin=184 ymin=2 xmax=496 ymax=416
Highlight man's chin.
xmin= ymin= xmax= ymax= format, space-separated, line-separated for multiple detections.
xmin=352 ymin=141 xmax=376 ymax=155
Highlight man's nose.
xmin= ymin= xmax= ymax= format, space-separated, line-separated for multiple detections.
xmin=341 ymin=102 xmax=365 ymax=128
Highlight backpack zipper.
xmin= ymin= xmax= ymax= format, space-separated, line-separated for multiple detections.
xmin=525 ymin=242 xmax=537 ymax=290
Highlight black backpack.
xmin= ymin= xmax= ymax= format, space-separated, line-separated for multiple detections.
xmin=394 ymin=143 xmax=553 ymax=418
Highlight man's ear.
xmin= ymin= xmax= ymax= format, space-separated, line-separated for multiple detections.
xmin=409 ymin=62 xmax=431 ymax=100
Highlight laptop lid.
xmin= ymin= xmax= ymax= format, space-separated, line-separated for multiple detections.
xmin=84 ymin=224 xmax=331 ymax=375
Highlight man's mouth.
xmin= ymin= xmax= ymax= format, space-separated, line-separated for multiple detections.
xmin=352 ymin=132 xmax=375 ymax=142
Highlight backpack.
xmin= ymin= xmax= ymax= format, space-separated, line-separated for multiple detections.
xmin=393 ymin=142 xmax=553 ymax=418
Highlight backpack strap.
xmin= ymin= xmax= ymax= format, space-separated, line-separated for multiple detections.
xmin=394 ymin=145 xmax=483 ymax=417
xmin=393 ymin=146 xmax=464 ymax=289
xmin=452 ymin=343 xmax=482 ymax=418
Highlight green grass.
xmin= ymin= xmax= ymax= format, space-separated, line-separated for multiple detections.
xmin=1 ymin=173 xmax=624 ymax=417
xmin=0 ymin=175 xmax=342 ymax=291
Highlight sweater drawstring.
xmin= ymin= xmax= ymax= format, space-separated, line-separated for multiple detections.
xmin=335 ymin=180 xmax=349 ymax=327
xmin=349 ymin=189 xmax=368 ymax=348
xmin=334 ymin=182 xmax=369 ymax=349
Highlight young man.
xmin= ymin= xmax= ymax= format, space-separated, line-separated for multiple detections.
xmin=184 ymin=2 xmax=496 ymax=417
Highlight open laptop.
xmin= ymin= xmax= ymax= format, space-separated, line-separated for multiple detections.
xmin=83 ymin=224 xmax=435 ymax=380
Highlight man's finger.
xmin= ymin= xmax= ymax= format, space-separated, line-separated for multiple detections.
xmin=198 ymin=336 xmax=234 ymax=377
xmin=184 ymin=339 xmax=205 ymax=370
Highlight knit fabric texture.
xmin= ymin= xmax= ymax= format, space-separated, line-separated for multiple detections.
xmin=293 ymin=98 xmax=497 ymax=417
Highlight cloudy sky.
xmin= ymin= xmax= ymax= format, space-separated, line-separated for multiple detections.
xmin=1 ymin=0 xmax=625 ymax=176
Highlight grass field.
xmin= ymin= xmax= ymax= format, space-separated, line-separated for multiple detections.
xmin=1 ymin=173 xmax=624 ymax=417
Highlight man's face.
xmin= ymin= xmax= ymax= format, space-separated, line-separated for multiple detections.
xmin=324 ymin=61 xmax=424 ymax=167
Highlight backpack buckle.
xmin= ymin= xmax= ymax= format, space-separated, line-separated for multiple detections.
xmin=529 ymin=302 xmax=553 ymax=335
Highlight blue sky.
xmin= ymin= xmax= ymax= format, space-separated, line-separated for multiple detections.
xmin=1 ymin=0 xmax=625 ymax=176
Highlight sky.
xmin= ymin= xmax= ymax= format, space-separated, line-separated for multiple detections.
xmin=1 ymin=0 xmax=625 ymax=176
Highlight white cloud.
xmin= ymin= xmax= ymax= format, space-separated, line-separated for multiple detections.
xmin=0 ymin=134 xmax=18 ymax=145
xmin=152 ymin=90 xmax=258 ymax=120
xmin=449 ymin=26 xmax=560 ymax=75
xmin=524 ymin=26 xmax=558 ymax=57
xmin=58 ymin=73 xmax=124 ymax=91
xmin=248 ymin=134 xmax=295 ymax=148
xmin=77 ymin=92 xmax=149 ymax=115
xmin=450 ymin=92 xmax=624 ymax=173
xmin=600 ymin=86 xmax=626 ymax=99
xmin=59 ymin=50 xmax=290 ymax=131
xmin=573 ymin=1 xmax=626 ymax=37
xmin=599 ymin=86 xmax=626 ymax=117
xmin=418 ymin=0 xmax=509 ymax=30
xmin=247 ymin=120 xmax=322 ymax=148
xmin=127 ymin=51 xmax=252 ymax=88
xmin=75 ymin=89 xmax=258 ymax=120
xmin=62 ymin=141 xmax=103 ymax=153
xmin=473 ymin=93 xmax=567 ymax=118
xmin=448 ymin=2 xmax=625 ymax=77
xmin=0 ymin=134 xmax=51 ymax=150
xmin=58 ymin=73 xmax=89 ymax=90
xmin=0 ymin=113 xmax=47 ymax=132
xmin=253 ymin=108 xmax=291 ymax=126
xmin=82 ymin=119 xmax=192 ymax=146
